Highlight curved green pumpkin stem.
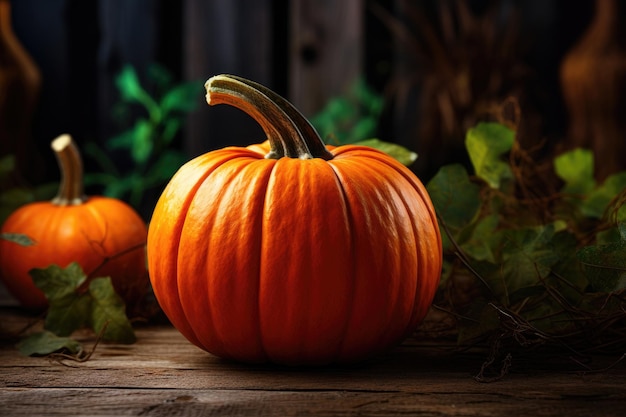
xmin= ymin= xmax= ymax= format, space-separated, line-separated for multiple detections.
xmin=205 ymin=74 xmax=334 ymax=160
xmin=51 ymin=134 xmax=86 ymax=205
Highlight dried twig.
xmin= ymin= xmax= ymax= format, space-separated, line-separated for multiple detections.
xmin=49 ymin=321 xmax=109 ymax=366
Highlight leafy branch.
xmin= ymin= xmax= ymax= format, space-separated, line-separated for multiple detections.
xmin=85 ymin=64 xmax=203 ymax=212
xmin=16 ymin=263 xmax=136 ymax=358
xmin=310 ymin=77 xmax=418 ymax=166
xmin=424 ymin=122 xmax=626 ymax=363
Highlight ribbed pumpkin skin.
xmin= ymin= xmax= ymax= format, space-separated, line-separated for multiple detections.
xmin=147 ymin=141 xmax=442 ymax=365
xmin=0 ymin=197 xmax=148 ymax=310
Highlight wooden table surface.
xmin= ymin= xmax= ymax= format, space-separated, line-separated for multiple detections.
xmin=1 ymin=299 xmax=625 ymax=416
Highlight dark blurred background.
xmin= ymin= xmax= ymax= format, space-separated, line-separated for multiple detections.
xmin=2 ymin=0 xmax=625 ymax=216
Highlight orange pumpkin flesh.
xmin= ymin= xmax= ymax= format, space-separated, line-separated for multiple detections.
xmin=147 ymin=75 xmax=442 ymax=365
xmin=0 ymin=135 xmax=148 ymax=310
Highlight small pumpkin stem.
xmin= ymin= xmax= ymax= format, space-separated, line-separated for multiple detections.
xmin=205 ymin=74 xmax=334 ymax=160
xmin=51 ymin=134 xmax=86 ymax=205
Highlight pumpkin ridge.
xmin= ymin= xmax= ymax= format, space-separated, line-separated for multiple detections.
xmin=205 ymin=157 xmax=275 ymax=361
xmin=325 ymin=156 xmax=418 ymax=358
xmin=357 ymin=159 xmax=416 ymax=347
xmin=345 ymin=149 xmax=441 ymax=241
xmin=359 ymin=158 xmax=437 ymax=338
xmin=378 ymin=155 xmax=443 ymax=260
xmin=149 ymin=154 xmax=238 ymax=348
xmin=175 ymin=156 xmax=275 ymax=360
xmin=338 ymin=147 xmax=443 ymax=262
xmin=326 ymin=162 xmax=359 ymax=361
xmin=373 ymin=154 xmax=442 ymax=336
xmin=257 ymin=158 xmax=352 ymax=364
xmin=182 ymin=174 xmax=229 ymax=358
xmin=179 ymin=158 xmax=252 ymax=353
xmin=255 ymin=159 xmax=278 ymax=362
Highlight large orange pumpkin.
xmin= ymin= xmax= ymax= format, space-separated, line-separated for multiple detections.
xmin=0 ymin=134 xmax=148 ymax=311
xmin=147 ymin=75 xmax=442 ymax=365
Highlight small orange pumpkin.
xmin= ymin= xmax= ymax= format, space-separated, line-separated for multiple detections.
xmin=147 ymin=75 xmax=442 ymax=365
xmin=0 ymin=134 xmax=148 ymax=310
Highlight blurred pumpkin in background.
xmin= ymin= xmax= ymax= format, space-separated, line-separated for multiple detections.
xmin=0 ymin=134 xmax=148 ymax=311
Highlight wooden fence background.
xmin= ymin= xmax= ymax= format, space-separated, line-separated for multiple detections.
xmin=5 ymin=0 xmax=611 ymax=192
xmin=8 ymin=0 xmax=379 ymax=177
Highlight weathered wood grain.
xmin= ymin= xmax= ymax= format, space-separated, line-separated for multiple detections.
xmin=1 ymin=307 xmax=625 ymax=416
xmin=183 ymin=0 xmax=273 ymax=156
xmin=289 ymin=0 xmax=364 ymax=116
xmin=1 ymin=385 xmax=624 ymax=417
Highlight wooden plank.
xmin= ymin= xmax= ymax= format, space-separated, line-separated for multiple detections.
xmin=1 ymin=385 xmax=625 ymax=417
xmin=182 ymin=0 xmax=273 ymax=156
xmin=1 ymin=308 xmax=625 ymax=416
xmin=289 ymin=0 xmax=364 ymax=116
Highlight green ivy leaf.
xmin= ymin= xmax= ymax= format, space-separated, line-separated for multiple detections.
xmin=554 ymin=148 xmax=596 ymax=195
xmin=465 ymin=122 xmax=515 ymax=189
xmin=130 ymin=119 xmax=154 ymax=164
xmin=22 ymin=263 xmax=137 ymax=350
xmin=549 ymin=230 xmax=588 ymax=295
xmin=160 ymin=81 xmax=203 ymax=115
xmin=581 ymin=172 xmax=626 ymax=219
xmin=310 ymin=78 xmax=383 ymax=144
xmin=116 ymin=65 xmax=161 ymax=122
xmin=460 ymin=214 xmax=501 ymax=263
xmin=499 ymin=224 xmax=560 ymax=300
xmin=30 ymin=263 xmax=92 ymax=336
xmin=1 ymin=233 xmax=36 ymax=246
xmin=427 ymin=164 xmax=482 ymax=238
xmin=353 ymin=138 xmax=418 ymax=166
xmin=116 ymin=65 xmax=147 ymax=103
xmin=160 ymin=118 xmax=182 ymax=146
xmin=30 ymin=263 xmax=87 ymax=301
xmin=45 ymin=292 xmax=92 ymax=337
xmin=16 ymin=331 xmax=83 ymax=357
xmin=89 ymin=277 xmax=136 ymax=344
xmin=577 ymin=233 xmax=626 ymax=293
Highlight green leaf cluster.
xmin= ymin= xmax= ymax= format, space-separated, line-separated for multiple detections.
xmin=309 ymin=77 xmax=417 ymax=166
xmin=310 ymin=77 xmax=383 ymax=145
xmin=426 ymin=122 xmax=626 ymax=347
xmin=17 ymin=263 xmax=135 ymax=357
xmin=353 ymin=138 xmax=418 ymax=167
xmin=85 ymin=64 xmax=203 ymax=211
